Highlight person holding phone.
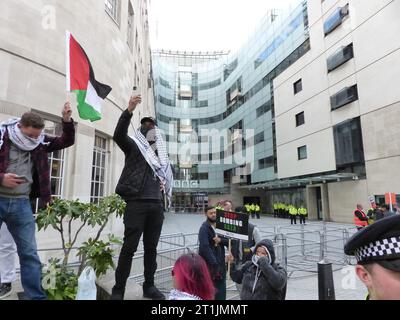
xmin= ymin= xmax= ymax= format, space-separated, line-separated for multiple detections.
xmin=0 ymin=103 xmax=75 ymax=300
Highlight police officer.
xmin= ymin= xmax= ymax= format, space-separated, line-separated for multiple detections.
xmin=250 ymin=203 xmax=255 ymax=219
xmin=298 ymin=206 xmax=307 ymax=225
xmin=255 ymin=203 xmax=261 ymax=219
xmin=289 ymin=205 xmax=297 ymax=225
xmin=284 ymin=204 xmax=290 ymax=219
xmin=244 ymin=203 xmax=250 ymax=216
xmin=344 ymin=214 xmax=400 ymax=300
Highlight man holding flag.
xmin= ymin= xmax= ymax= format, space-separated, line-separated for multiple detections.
xmin=0 ymin=103 xmax=75 ymax=300
xmin=110 ymin=94 xmax=173 ymax=300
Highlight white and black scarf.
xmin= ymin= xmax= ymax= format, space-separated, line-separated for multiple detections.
xmin=0 ymin=118 xmax=48 ymax=151
xmin=168 ymin=289 xmax=202 ymax=301
xmin=131 ymin=126 xmax=173 ymax=208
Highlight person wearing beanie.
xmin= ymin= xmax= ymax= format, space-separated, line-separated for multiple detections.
xmin=230 ymin=239 xmax=287 ymax=300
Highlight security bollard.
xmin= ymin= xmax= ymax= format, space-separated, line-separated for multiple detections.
xmin=318 ymin=259 xmax=336 ymax=300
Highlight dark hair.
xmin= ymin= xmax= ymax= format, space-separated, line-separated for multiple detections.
xmin=235 ymin=206 xmax=246 ymax=213
xmin=205 ymin=206 xmax=215 ymax=213
xmin=20 ymin=112 xmax=45 ymax=129
xmin=381 ymin=204 xmax=389 ymax=211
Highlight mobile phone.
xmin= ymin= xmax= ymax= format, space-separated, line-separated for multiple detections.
xmin=132 ymin=86 xmax=141 ymax=97
xmin=15 ymin=175 xmax=29 ymax=183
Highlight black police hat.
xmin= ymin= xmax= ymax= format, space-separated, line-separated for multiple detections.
xmin=344 ymin=214 xmax=400 ymax=272
xmin=140 ymin=117 xmax=157 ymax=125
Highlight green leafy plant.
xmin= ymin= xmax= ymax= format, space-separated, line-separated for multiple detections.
xmin=77 ymin=235 xmax=122 ymax=278
xmin=42 ymin=258 xmax=78 ymax=300
xmin=36 ymin=194 xmax=126 ymax=299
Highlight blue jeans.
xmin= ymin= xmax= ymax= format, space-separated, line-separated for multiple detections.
xmin=0 ymin=197 xmax=46 ymax=300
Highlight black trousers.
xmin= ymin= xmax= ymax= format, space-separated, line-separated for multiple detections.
xmin=290 ymin=215 xmax=297 ymax=225
xmin=113 ymin=200 xmax=164 ymax=293
xmin=299 ymin=215 xmax=306 ymax=224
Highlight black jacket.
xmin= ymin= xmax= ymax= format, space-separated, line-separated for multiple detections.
xmin=231 ymin=239 xmax=287 ymax=300
xmin=198 ymin=221 xmax=226 ymax=281
xmin=231 ymin=223 xmax=256 ymax=264
xmin=114 ymin=110 xmax=151 ymax=200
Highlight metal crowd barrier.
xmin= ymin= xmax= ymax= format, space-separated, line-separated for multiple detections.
xmin=260 ymin=223 xmax=359 ymax=278
xmin=169 ymin=207 xmax=205 ymax=214
xmin=21 ymin=221 xmax=359 ymax=300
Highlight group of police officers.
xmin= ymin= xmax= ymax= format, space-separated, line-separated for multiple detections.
xmin=244 ymin=203 xmax=261 ymax=219
xmin=220 ymin=201 xmax=308 ymax=224
xmin=273 ymin=203 xmax=308 ymax=225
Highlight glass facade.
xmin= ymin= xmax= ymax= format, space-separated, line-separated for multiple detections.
xmin=152 ymin=0 xmax=310 ymax=196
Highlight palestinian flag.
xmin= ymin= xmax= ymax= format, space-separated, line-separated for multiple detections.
xmin=66 ymin=31 xmax=112 ymax=122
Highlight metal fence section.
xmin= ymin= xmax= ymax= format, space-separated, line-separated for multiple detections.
xmin=124 ymin=221 xmax=359 ymax=298
xmin=30 ymin=220 xmax=359 ymax=299
xmin=261 ymin=222 xmax=359 ymax=278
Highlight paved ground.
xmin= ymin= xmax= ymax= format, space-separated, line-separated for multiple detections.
xmin=4 ymin=213 xmax=367 ymax=300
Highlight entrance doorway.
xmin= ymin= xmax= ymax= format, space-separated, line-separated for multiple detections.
xmin=172 ymin=193 xmax=208 ymax=213
xmin=243 ymin=196 xmax=260 ymax=206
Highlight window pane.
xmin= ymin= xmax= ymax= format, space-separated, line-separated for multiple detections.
xmin=296 ymin=112 xmax=305 ymax=126
xmin=298 ymin=146 xmax=307 ymax=160
xmin=91 ymin=136 xmax=108 ymax=202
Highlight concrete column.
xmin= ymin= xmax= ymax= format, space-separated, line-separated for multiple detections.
xmin=306 ymin=185 xmax=318 ymax=220
xmin=321 ymin=184 xmax=330 ymax=222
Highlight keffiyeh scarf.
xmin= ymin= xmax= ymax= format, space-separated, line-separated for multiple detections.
xmin=130 ymin=126 xmax=173 ymax=208
xmin=0 ymin=118 xmax=48 ymax=151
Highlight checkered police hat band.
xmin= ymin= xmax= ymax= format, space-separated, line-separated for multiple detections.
xmin=355 ymin=236 xmax=400 ymax=263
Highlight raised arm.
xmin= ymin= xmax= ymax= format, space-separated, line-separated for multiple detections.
xmin=113 ymin=95 xmax=141 ymax=154
xmin=45 ymin=102 xmax=75 ymax=153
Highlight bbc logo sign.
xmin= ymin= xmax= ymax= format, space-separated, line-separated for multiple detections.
xmin=173 ymin=180 xmax=199 ymax=188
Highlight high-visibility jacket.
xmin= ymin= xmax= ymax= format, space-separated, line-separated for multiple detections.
xmin=289 ymin=206 xmax=298 ymax=215
xmin=255 ymin=205 xmax=260 ymax=212
xmin=298 ymin=207 xmax=308 ymax=216
xmin=354 ymin=209 xmax=369 ymax=227
xmin=245 ymin=204 xmax=250 ymax=212
xmin=250 ymin=204 xmax=255 ymax=211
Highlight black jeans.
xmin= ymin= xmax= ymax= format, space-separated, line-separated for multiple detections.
xmin=113 ymin=200 xmax=164 ymax=294
xmin=290 ymin=215 xmax=297 ymax=225
xmin=299 ymin=215 xmax=306 ymax=224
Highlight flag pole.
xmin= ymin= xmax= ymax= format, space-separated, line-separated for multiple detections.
xmin=66 ymin=30 xmax=71 ymax=103
xmin=227 ymin=238 xmax=232 ymax=280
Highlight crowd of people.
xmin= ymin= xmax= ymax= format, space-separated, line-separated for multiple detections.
xmin=0 ymin=94 xmax=399 ymax=301
xmin=354 ymin=203 xmax=400 ymax=231
xmin=273 ymin=203 xmax=308 ymax=225
xmin=170 ymin=201 xmax=400 ymax=301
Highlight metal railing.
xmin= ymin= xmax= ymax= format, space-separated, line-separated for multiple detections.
xmin=24 ymin=221 xmax=358 ymax=300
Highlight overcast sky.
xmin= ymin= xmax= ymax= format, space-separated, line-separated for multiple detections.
xmin=148 ymin=0 xmax=299 ymax=52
